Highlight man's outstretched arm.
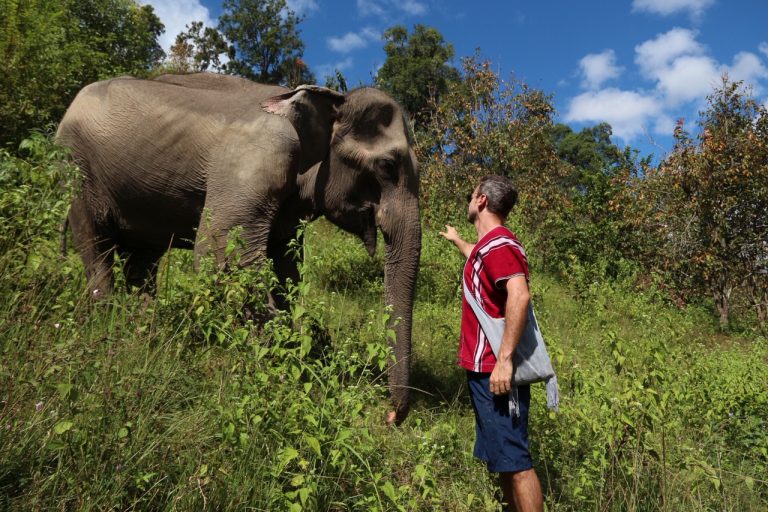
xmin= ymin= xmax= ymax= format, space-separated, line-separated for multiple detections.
xmin=439 ymin=225 xmax=475 ymax=258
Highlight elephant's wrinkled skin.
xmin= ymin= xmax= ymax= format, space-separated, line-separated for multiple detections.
xmin=57 ymin=73 xmax=421 ymax=423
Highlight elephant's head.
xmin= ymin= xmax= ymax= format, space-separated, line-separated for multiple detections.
xmin=263 ymin=86 xmax=421 ymax=424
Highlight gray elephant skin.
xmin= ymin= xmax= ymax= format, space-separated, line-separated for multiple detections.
xmin=56 ymin=73 xmax=421 ymax=423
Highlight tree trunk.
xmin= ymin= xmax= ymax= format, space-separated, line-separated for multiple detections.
xmin=712 ymin=282 xmax=732 ymax=330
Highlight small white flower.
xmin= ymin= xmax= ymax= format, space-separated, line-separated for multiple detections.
xmin=35 ymin=401 xmax=43 ymax=412
xmin=54 ymin=323 xmax=61 ymax=329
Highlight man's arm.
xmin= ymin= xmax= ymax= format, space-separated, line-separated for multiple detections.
xmin=439 ymin=225 xmax=475 ymax=258
xmin=489 ymin=275 xmax=530 ymax=396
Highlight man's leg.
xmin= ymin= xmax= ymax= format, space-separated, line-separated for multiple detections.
xmin=499 ymin=468 xmax=543 ymax=512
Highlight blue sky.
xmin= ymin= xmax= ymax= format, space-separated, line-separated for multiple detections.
xmin=144 ymin=0 xmax=768 ymax=161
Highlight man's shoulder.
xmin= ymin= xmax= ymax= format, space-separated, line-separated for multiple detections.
xmin=476 ymin=226 xmax=522 ymax=252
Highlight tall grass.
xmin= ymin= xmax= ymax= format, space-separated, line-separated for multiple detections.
xmin=1 ymin=136 xmax=766 ymax=510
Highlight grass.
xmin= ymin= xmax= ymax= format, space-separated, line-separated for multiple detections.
xmin=1 ymin=139 xmax=767 ymax=510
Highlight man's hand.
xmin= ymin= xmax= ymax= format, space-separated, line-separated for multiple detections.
xmin=489 ymin=357 xmax=514 ymax=396
xmin=438 ymin=224 xmax=460 ymax=243
xmin=439 ymin=225 xmax=475 ymax=258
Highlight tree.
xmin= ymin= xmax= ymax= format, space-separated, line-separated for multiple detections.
xmin=324 ymin=70 xmax=348 ymax=93
xmin=548 ymin=123 xmax=649 ymax=277
xmin=0 ymin=0 xmax=165 ymax=149
xmin=169 ymin=21 xmax=230 ymax=73
xmin=376 ymin=24 xmax=459 ymax=126
xmin=417 ymin=54 xmax=567 ymax=241
xmin=218 ymin=0 xmax=312 ymax=86
xmin=627 ymin=76 xmax=768 ymax=329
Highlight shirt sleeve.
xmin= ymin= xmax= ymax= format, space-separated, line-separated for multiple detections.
xmin=483 ymin=242 xmax=529 ymax=288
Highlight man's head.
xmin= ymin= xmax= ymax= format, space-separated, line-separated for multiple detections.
xmin=467 ymin=175 xmax=518 ymax=223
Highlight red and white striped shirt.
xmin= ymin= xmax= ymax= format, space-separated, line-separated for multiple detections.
xmin=459 ymin=225 xmax=529 ymax=373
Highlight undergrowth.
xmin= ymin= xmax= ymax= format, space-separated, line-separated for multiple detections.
xmin=1 ymin=135 xmax=766 ymax=510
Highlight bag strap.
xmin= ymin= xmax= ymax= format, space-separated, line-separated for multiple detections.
xmin=462 ymin=277 xmax=504 ymax=357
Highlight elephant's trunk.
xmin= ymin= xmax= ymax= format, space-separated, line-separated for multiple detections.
xmin=378 ymin=192 xmax=421 ymax=424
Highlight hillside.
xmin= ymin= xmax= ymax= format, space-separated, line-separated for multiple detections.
xmin=1 ymin=169 xmax=766 ymax=510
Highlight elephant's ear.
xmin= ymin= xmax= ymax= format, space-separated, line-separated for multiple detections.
xmin=261 ymin=85 xmax=345 ymax=117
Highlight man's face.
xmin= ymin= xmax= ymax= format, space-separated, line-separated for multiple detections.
xmin=467 ymin=187 xmax=480 ymax=223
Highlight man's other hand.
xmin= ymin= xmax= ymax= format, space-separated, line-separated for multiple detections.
xmin=489 ymin=358 xmax=513 ymax=396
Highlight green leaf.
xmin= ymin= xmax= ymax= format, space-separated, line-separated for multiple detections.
xmin=381 ymin=480 xmax=397 ymax=502
xmin=54 ymin=420 xmax=73 ymax=434
xmin=305 ymin=436 xmax=321 ymax=457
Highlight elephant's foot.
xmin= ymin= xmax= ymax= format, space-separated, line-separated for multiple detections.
xmin=385 ymin=405 xmax=409 ymax=426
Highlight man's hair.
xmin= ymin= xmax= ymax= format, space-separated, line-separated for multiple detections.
xmin=477 ymin=175 xmax=518 ymax=218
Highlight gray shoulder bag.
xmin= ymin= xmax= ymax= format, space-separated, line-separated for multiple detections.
xmin=463 ymin=279 xmax=559 ymax=413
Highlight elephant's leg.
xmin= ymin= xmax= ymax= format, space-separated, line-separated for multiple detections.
xmin=68 ymin=196 xmax=115 ymax=298
xmin=268 ymin=230 xmax=302 ymax=310
xmin=118 ymin=247 xmax=166 ymax=294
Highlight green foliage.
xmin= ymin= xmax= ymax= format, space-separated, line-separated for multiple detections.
xmin=417 ymin=54 xmax=566 ymax=238
xmin=0 ymin=0 xmax=165 ymax=149
xmin=625 ymin=77 xmax=768 ymax=329
xmin=2 ymin=111 xmax=766 ymax=512
xmin=376 ymin=24 xmax=459 ymax=126
xmin=218 ymin=0 xmax=314 ymax=86
xmin=545 ymin=123 xmax=651 ymax=281
xmin=324 ymin=69 xmax=349 ymax=93
xmin=168 ymin=21 xmax=230 ymax=73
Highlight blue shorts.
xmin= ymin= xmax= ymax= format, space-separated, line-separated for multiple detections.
xmin=467 ymin=371 xmax=533 ymax=473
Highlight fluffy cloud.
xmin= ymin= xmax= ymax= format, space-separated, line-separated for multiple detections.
xmin=400 ymin=0 xmax=428 ymax=15
xmin=285 ymin=0 xmax=319 ymax=15
xmin=632 ymin=0 xmax=715 ymax=18
xmin=327 ymin=27 xmax=380 ymax=53
xmin=141 ymin=0 xmax=216 ymax=54
xmin=655 ymin=55 xmax=720 ymax=104
xmin=566 ymin=27 xmax=768 ymax=143
xmin=634 ymin=27 xmax=704 ymax=77
xmin=727 ymin=52 xmax=768 ymax=90
xmin=579 ymin=50 xmax=623 ymax=90
xmin=357 ymin=0 xmax=385 ymax=17
xmin=357 ymin=0 xmax=427 ymax=17
xmin=565 ymin=88 xmax=662 ymax=141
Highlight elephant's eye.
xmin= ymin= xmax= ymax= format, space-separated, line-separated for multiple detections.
xmin=376 ymin=157 xmax=398 ymax=182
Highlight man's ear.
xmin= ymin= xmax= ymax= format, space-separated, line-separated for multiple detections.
xmin=476 ymin=193 xmax=488 ymax=211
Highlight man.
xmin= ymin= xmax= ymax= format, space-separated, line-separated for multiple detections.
xmin=439 ymin=175 xmax=543 ymax=512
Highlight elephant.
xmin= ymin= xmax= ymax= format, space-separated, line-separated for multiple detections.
xmin=56 ymin=72 xmax=421 ymax=424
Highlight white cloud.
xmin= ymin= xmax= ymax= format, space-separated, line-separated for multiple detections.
xmin=655 ymin=55 xmax=720 ymax=104
xmin=357 ymin=0 xmax=427 ymax=17
xmin=579 ymin=50 xmax=623 ymax=90
xmin=565 ymin=88 xmax=662 ymax=141
xmin=632 ymin=0 xmax=715 ymax=18
xmin=141 ymin=0 xmax=216 ymax=54
xmin=327 ymin=27 xmax=380 ymax=53
xmin=564 ymin=27 xmax=768 ymax=144
xmin=285 ymin=0 xmax=319 ymax=15
xmin=357 ymin=0 xmax=385 ymax=17
xmin=635 ymin=27 xmax=704 ymax=77
xmin=727 ymin=52 xmax=768 ymax=90
xmin=400 ymin=0 xmax=428 ymax=15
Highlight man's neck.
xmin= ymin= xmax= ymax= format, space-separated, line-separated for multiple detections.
xmin=474 ymin=214 xmax=504 ymax=242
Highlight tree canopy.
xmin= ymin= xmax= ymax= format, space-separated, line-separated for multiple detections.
xmin=169 ymin=21 xmax=230 ymax=73
xmin=376 ymin=24 xmax=459 ymax=126
xmin=625 ymin=76 xmax=768 ymax=328
xmin=218 ymin=0 xmax=314 ymax=86
xmin=0 ymin=0 xmax=165 ymax=148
